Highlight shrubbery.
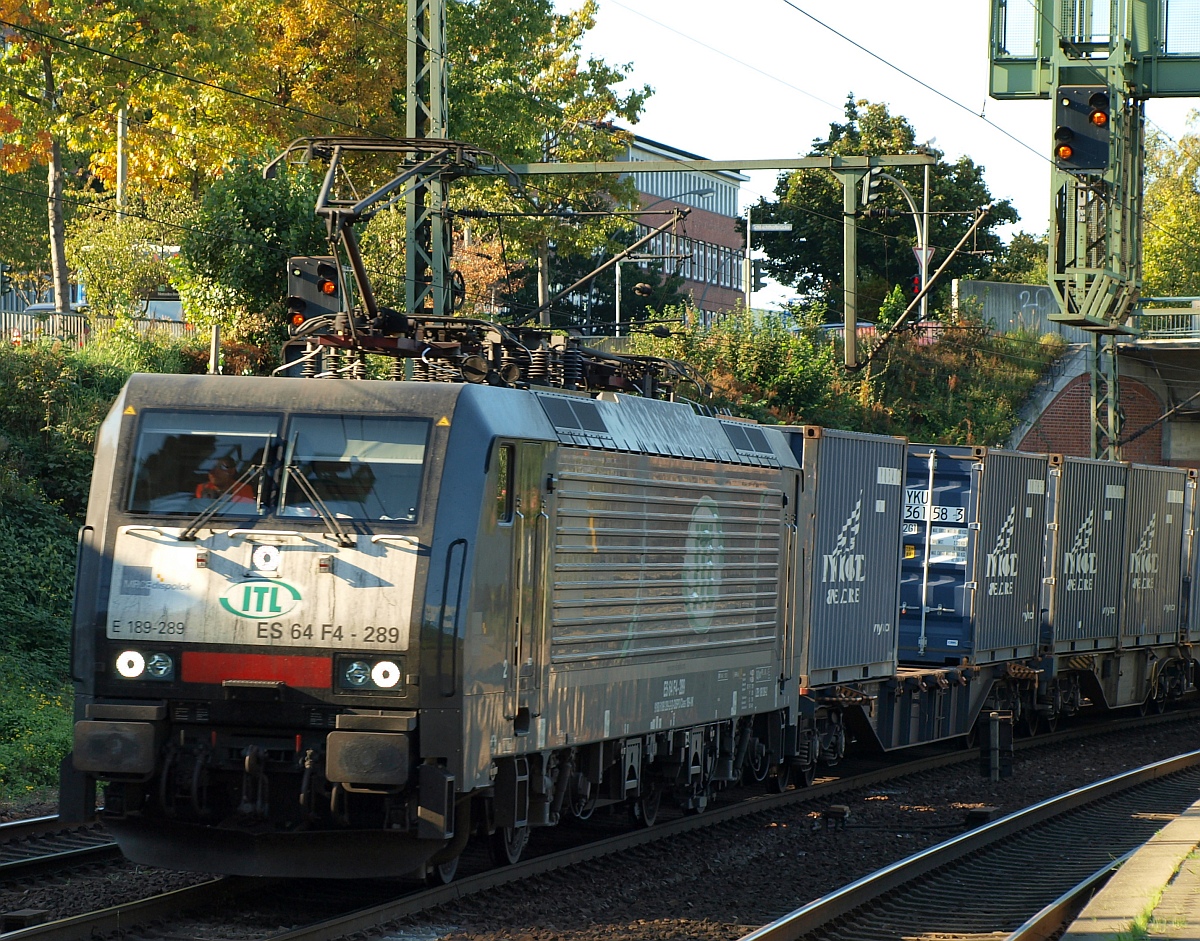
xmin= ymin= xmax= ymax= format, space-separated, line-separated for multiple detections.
xmin=0 ymin=331 xmax=212 ymax=799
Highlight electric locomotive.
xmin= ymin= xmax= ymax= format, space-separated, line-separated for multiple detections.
xmin=71 ymin=369 xmax=818 ymax=878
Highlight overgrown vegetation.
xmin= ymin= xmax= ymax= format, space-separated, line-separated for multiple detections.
xmin=0 ymin=332 xmax=209 ymax=799
xmin=629 ymin=306 xmax=1066 ymax=445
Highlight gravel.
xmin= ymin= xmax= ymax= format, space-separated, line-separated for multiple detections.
xmin=4 ymin=717 xmax=1200 ymax=941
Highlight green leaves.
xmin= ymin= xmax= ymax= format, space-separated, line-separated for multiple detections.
xmin=752 ymin=97 xmax=1018 ymax=317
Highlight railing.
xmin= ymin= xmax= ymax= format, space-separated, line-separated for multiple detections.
xmin=1 ymin=312 xmax=195 ymax=346
xmin=1133 ymin=299 xmax=1200 ymax=339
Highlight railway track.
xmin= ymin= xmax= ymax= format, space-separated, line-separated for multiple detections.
xmin=1 ymin=710 xmax=1193 ymax=941
xmin=740 ymin=750 xmax=1200 ymax=941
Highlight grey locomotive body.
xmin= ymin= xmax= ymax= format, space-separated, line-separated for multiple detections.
xmin=72 ymin=374 xmax=811 ymax=877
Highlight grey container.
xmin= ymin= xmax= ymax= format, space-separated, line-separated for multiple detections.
xmin=1184 ymin=472 xmax=1200 ymax=643
xmin=1121 ymin=464 xmax=1189 ymax=647
xmin=783 ymin=426 xmax=906 ymax=686
xmin=972 ymin=449 xmax=1052 ymax=663
xmin=1043 ymin=456 xmax=1129 ymax=652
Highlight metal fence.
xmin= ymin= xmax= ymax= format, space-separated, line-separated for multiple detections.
xmin=951 ymin=279 xmax=1093 ymax=342
xmin=1 ymin=311 xmax=194 ymax=346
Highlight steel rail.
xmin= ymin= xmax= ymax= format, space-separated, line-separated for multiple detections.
xmin=739 ymin=750 xmax=1200 ymax=941
xmin=0 ymin=816 xmax=64 ymax=842
xmin=0 ymin=878 xmax=257 ymax=941
xmin=1005 ymin=850 xmax=1133 ymax=941
xmin=0 ymin=842 xmax=123 ymax=882
xmin=3 ymin=708 xmax=1193 ymax=941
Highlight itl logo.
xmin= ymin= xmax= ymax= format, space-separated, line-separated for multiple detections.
xmin=1129 ymin=514 xmax=1159 ymax=590
xmin=985 ymin=506 xmax=1018 ymax=596
xmin=823 ymin=492 xmax=864 ymax=605
xmin=1063 ymin=509 xmax=1097 ymax=592
xmin=220 ymin=580 xmax=302 ymax=618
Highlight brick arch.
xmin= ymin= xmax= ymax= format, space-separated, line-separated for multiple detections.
xmin=1016 ymin=374 xmax=1163 ymax=463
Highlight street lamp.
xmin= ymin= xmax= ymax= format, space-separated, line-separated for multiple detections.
xmin=639 ymin=186 xmax=717 ymax=212
xmin=613 ymin=187 xmax=717 ymax=335
xmin=869 ymin=168 xmax=932 ymax=321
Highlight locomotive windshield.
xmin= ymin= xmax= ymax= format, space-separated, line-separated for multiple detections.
xmin=127 ymin=411 xmax=278 ymax=515
xmin=279 ymin=415 xmax=427 ymax=521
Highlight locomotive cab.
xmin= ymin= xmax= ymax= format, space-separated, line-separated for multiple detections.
xmin=71 ymin=374 xmax=498 ymax=878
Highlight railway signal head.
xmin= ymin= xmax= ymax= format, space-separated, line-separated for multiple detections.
xmin=1054 ymin=85 xmax=1110 ymax=172
xmin=286 ymin=256 xmax=342 ymax=333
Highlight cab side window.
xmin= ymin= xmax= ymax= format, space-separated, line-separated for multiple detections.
xmin=495 ymin=444 xmax=514 ymax=523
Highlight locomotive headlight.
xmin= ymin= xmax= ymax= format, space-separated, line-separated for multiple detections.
xmin=116 ymin=650 xmax=146 ymax=679
xmin=344 ymin=661 xmax=371 ymax=687
xmin=145 ymin=652 xmax=175 ymax=679
xmin=371 ymin=660 xmax=401 ymax=688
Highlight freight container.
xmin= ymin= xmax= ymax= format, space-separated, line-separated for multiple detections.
xmin=1184 ymin=472 xmax=1200 ymax=644
xmin=1043 ymin=455 xmax=1129 ymax=652
xmin=1120 ymin=464 xmax=1188 ymax=647
xmin=898 ymin=446 xmax=1050 ymax=665
xmin=783 ymin=426 xmax=906 ymax=686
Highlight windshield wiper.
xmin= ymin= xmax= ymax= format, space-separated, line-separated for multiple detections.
xmin=178 ymin=464 xmax=265 ymax=542
xmin=278 ymin=431 xmax=355 ymax=547
xmin=285 ymin=468 xmax=356 ymax=547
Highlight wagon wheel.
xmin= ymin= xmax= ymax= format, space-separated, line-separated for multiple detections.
xmin=797 ymin=752 xmax=818 ymax=788
xmin=1018 ymin=702 xmax=1040 ymax=737
xmin=1147 ymin=681 xmax=1168 ymax=715
xmin=1042 ymin=709 xmax=1059 ymax=733
xmin=630 ymin=782 xmax=663 ymax=828
xmin=961 ymin=720 xmax=979 ymax=750
xmin=488 ymin=824 xmax=529 ymax=866
xmin=425 ymin=854 xmax=460 ymax=886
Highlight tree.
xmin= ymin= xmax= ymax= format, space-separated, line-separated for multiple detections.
xmin=65 ymin=195 xmax=184 ymax=319
xmin=988 ymin=231 xmax=1048 ymax=285
xmin=447 ymin=0 xmax=652 ymax=306
xmin=171 ymin=160 xmax=326 ymax=343
xmin=1142 ymin=128 xmax=1200 ymax=298
xmin=0 ymin=0 xmax=236 ymax=309
xmin=751 ymin=97 xmax=1018 ymax=319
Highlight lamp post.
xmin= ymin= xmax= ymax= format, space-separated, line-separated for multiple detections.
xmin=612 ymin=186 xmax=717 ymax=335
xmin=873 ymin=168 xmax=932 ymax=321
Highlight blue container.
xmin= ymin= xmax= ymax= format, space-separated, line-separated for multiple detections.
xmin=898 ymin=445 xmax=981 ymax=664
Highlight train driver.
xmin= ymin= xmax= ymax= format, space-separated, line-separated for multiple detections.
xmin=196 ymin=456 xmax=254 ymax=502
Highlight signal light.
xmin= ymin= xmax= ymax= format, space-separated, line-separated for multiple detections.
xmin=911 ymin=273 xmax=921 ymax=297
xmin=286 ymin=256 xmax=342 ymax=334
xmin=1053 ymin=86 xmax=1110 ymax=171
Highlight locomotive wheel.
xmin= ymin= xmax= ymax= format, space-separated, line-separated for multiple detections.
xmin=796 ymin=755 xmax=817 ymax=788
xmin=743 ymin=740 xmax=770 ymax=785
xmin=1042 ymin=710 xmax=1059 ymax=733
xmin=488 ymin=824 xmax=529 ymax=866
xmin=767 ymin=759 xmax=793 ymax=794
xmin=630 ymin=783 xmax=662 ymax=828
xmin=425 ymin=854 xmax=460 ymax=886
xmin=1019 ymin=706 xmax=1040 ymax=737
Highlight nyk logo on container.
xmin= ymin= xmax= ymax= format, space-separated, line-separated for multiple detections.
xmin=823 ymin=493 xmax=864 ymax=605
xmin=1129 ymin=514 xmax=1158 ymax=591
xmin=220 ymin=580 xmax=302 ymax=618
xmin=1063 ymin=509 xmax=1097 ymax=592
xmin=985 ymin=506 xmax=1018 ymax=596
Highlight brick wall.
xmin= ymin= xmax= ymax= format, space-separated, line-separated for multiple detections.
xmin=1016 ymin=374 xmax=1165 ymax=464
